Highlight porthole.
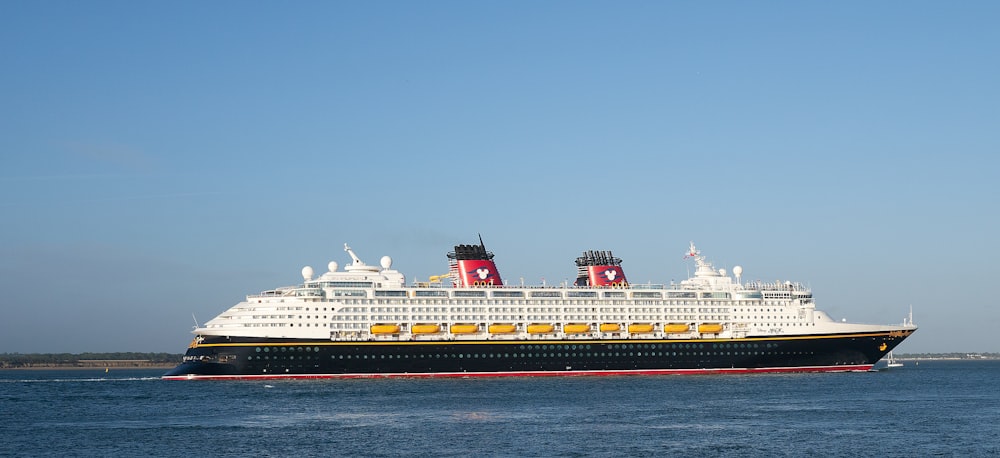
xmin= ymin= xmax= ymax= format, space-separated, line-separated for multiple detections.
xmin=255 ymin=347 xmax=261 ymax=353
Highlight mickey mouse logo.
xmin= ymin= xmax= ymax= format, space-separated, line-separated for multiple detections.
xmin=468 ymin=267 xmax=494 ymax=281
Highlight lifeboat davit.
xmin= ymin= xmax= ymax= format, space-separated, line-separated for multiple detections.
xmin=628 ymin=323 xmax=655 ymax=334
xmin=599 ymin=323 xmax=621 ymax=332
xmin=527 ymin=323 xmax=555 ymax=334
xmin=450 ymin=323 xmax=479 ymax=334
xmin=664 ymin=323 xmax=690 ymax=333
xmin=564 ymin=323 xmax=591 ymax=334
xmin=411 ymin=324 xmax=441 ymax=334
xmin=488 ymin=323 xmax=516 ymax=334
xmin=698 ymin=323 xmax=723 ymax=333
xmin=370 ymin=324 xmax=401 ymax=334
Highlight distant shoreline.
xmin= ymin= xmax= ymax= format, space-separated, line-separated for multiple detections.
xmin=1 ymin=364 xmax=175 ymax=371
xmin=0 ymin=353 xmax=184 ymax=370
xmin=897 ymin=357 xmax=997 ymax=361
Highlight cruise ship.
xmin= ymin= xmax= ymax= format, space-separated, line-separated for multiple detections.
xmin=163 ymin=239 xmax=917 ymax=380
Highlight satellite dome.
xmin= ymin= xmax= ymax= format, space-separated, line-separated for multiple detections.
xmin=380 ymin=256 xmax=392 ymax=269
xmin=733 ymin=266 xmax=743 ymax=277
xmin=328 ymin=261 xmax=339 ymax=272
xmin=301 ymin=266 xmax=314 ymax=281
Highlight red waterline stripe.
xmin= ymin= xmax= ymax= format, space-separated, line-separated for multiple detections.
xmin=162 ymin=364 xmax=874 ymax=381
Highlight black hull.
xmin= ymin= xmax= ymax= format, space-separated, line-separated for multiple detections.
xmin=163 ymin=329 xmax=913 ymax=379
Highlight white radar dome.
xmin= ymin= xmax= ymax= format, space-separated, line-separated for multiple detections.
xmin=328 ymin=261 xmax=339 ymax=272
xmin=301 ymin=266 xmax=314 ymax=281
xmin=733 ymin=266 xmax=743 ymax=277
xmin=380 ymin=256 xmax=392 ymax=269
xmin=719 ymin=268 xmax=726 ymax=277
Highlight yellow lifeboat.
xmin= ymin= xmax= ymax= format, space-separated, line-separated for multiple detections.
xmin=411 ymin=324 xmax=441 ymax=334
xmin=370 ymin=324 xmax=401 ymax=334
xmin=450 ymin=323 xmax=479 ymax=334
xmin=664 ymin=323 xmax=690 ymax=333
xmin=527 ymin=323 xmax=555 ymax=334
xmin=628 ymin=323 xmax=655 ymax=334
xmin=488 ymin=323 xmax=517 ymax=334
xmin=564 ymin=323 xmax=591 ymax=334
xmin=599 ymin=323 xmax=621 ymax=332
xmin=698 ymin=323 xmax=724 ymax=333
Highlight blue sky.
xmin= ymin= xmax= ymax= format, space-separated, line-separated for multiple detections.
xmin=1 ymin=2 xmax=997 ymax=354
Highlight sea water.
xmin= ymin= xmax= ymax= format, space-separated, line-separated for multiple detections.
xmin=1 ymin=360 xmax=998 ymax=457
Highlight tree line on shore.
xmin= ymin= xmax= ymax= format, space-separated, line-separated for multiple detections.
xmin=895 ymin=352 xmax=998 ymax=360
xmin=1 ymin=352 xmax=183 ymax=368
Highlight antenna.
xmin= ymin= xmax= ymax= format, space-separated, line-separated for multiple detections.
xmin=192 ymin=313 xmax=200 ymax=329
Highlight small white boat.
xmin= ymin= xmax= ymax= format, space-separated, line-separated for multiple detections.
xmin=885 ymin=351 xmax=903 ymax=368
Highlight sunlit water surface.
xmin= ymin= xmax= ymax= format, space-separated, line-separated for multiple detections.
xmin=2 ymin=360 xmax=998 ymax=457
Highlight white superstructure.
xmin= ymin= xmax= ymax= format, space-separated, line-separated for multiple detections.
xmin=197 ymin=242 xmax=916 ymax=342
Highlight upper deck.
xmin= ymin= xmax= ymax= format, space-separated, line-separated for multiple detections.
xmin=194 ymin=240 xmax=917 ymax=345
